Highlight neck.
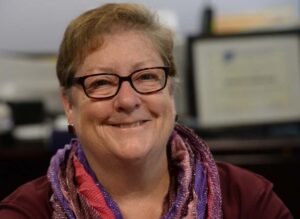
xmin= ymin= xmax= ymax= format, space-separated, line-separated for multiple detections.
xmin=84 ymin=146 xmax=170 ymax=201
xmin=84 ymin=148 xmax=170 ymax=218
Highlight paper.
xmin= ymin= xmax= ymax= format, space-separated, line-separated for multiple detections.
xmin=193 ymin=35 xmax=300 ymax=127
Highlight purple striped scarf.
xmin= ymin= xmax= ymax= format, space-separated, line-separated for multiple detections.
xmin=47 ymin=123 xmax=222 ymax=218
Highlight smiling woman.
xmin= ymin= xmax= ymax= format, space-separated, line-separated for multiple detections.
xmin=0 ymin=3 xmax=293 ymax=219
xmin=63 ymin=30 xmax=176 ymax=170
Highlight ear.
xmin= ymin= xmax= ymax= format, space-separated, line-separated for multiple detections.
xmin=60 ymin=89 xmax=74 ymax=125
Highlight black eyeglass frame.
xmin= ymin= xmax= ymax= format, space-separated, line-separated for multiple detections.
xmin=69 ymin=66 xmax=170 ymax=99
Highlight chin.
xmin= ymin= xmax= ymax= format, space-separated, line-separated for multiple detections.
xmin=116 ymin=141 xmax=151 ymax=159
xmin=115 ymin=137 xmax=165 ymax=161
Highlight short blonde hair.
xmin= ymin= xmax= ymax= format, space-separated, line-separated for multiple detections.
xmin=56 ymin=3 xmax=176 ymax=89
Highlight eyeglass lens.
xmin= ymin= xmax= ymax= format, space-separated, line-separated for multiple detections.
xmin=82 ymin=67 xmax=168 ymax=99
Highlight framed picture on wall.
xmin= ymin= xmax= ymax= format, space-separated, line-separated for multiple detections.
xmin=187 ymin=29 xmax=300 ymax=130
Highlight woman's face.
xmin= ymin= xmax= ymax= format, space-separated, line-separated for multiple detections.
xmin=61 ymin=31 xmax=176 ymax=162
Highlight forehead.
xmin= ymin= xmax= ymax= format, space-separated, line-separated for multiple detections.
xmin=76 ymin=31 xmax=163 ymax=75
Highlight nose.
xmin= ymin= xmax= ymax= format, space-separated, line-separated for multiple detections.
xmin=114 ymin=81 xmax=141 ymax=113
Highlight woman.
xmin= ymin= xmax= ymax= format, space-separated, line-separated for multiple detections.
xmin=0 ymin=3 xmax=293 ymax=219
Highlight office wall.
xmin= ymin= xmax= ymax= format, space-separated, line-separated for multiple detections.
xmin=0 ymin=0 xmax=299 ymax=53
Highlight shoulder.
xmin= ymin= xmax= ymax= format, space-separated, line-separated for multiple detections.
xmin=216 ymin=162 xmax=293 ymax=219
xmin=217 ymin=161 xmax=270 ymax=192
xmin=0 ymin=176 xmax=52 ymax=219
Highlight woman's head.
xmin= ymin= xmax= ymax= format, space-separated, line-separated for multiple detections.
xmin=56 ymin=3 xmax=176 ymax=90
xmin=59 ymin=3 xmax=177 ymax=165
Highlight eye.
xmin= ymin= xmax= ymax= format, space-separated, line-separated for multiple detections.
xmin=136 ymin=72 xmax=160 ymax=82
xmin=90 ymin=79 xmax=111 ymax=88
xmin=85 ymin=75 xmax=117 ymax=91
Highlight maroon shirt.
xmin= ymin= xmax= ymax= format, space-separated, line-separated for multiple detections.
xmin=0 ymin=162 xmax=293 ymax=218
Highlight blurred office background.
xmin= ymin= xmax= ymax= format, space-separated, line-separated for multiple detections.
xmin=0 ymin=0 xmax=300 ymax=217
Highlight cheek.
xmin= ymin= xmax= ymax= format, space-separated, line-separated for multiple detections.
xmin=79 ymin=102 xmax=109 ymax=122
xmin=167 ymin=98 xmax=176 ymax=121
xmin=72 ymin=102 xmax=111 ymax=142
xmin=155 ymin=91 xmax=176 ymax=122
xmin=70 ymin=92 xmax=111 ymax=128
xmin=159 ymin=94 xmax=176 ymax=143
xmin=166 ymin=82 xmax=176 ymax=116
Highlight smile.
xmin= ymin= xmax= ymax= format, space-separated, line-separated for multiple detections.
xmin=111 ymin=121 xmax=147 ymax=128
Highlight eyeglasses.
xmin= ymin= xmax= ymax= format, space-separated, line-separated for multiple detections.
xmin=69 ymin=66 xmax=170 ymax=99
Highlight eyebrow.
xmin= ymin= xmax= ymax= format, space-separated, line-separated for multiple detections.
xmin=79 ymin=60 xmax=164 ymax=76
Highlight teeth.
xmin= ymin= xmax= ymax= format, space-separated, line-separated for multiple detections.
xmin=116 ymin=121 xmax=143 ymax=128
